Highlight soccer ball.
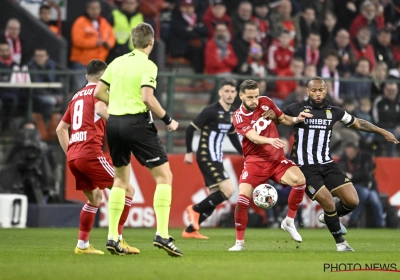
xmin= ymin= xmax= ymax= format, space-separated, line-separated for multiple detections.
xmin=252 ymin=184 xmax=278 ymax=209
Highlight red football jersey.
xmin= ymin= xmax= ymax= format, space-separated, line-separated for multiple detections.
xmin=62 ymin=83 xmax=106 ymax=161
xmin=233 ymin=96 xmax=285 ymax=162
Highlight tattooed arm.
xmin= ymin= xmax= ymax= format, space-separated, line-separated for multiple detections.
xmin=350 ymin=118 xmax=400 ymax=144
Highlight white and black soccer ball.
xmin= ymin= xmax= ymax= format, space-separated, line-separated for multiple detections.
xmin=252 ymin=184 xmax=278 ymax=209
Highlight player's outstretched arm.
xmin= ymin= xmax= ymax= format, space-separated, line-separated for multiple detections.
xmin=56 ymin=120 xmax=70 ymax=154
xmin=245 ymin=129 xmax=286 ymax=148
xmin=277 ymin=112 xmax=313 ymax=126
xmin=350 ymin=118 xmax=400 ymax=144
xmin=94 ymin=81 xmax=110 ymax=103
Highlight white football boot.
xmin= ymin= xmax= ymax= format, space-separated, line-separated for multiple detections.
xmin=281 ymin=218 xmax=302 ymax=242
xmin=228 ymin=240 xmax=245 ymax=251
xmin=336 ymin=241 xmax=354 ymax=252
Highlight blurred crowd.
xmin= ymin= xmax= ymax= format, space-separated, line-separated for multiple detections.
xmin=0 ymin=0 xmax=400 ymax=156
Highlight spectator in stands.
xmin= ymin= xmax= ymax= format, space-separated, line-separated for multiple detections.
xmin=295 ymin=32 xmax=322 ymax=68
xmin=168 ymin=0 xmax=208 ymax=74
xmin=319 ymin=49 xmax=342 ymax=105
xmin=0 ymin=40 xmax=21 ymax=134
xmin=268 ymin=0 xmax=295 ymax=46
xmin=267 ymin=29 xmax=294 ymax=74
xmin=333 ymin=0 xmax=358 ymax=30
xmin=370 ymin=61 xmax=388 ymax=102
xmin=70 ymin=0 xmax=115 ymax=89
xmin=293 ymin=6 xmax=319 ymax=48
xmin=303 ymin=63 xmax=316 ymax=79
xmin=39 ymin=4 xmax=59 ymax=35
xmin=319 ymin=11 xmax=340 ymax=50
xmin=159 ymin=1 xmax=177 ymax=42
xmin=204 ymin=22 xmax=237 ymax=75
xmin=232 ymin=21 xmax=257 ymax=74
xmin=356 ymin=97 xmax=374 ymax=144
xmin=1 ymin=18 xmax=29 ymax=66
xmin=388 ymin=60 xmax=400 ymax=79
xmin=237 ymin=42 xmax=266 ymax=77
xmin=27 ymin=47 xmax=61 ymax=125
xmin=252 ymin=0 xmax=270 ymax=50
xmin=274 ymin=56 xmax=304 ymax=104
xmin=351 ymin=26 xmax=376 ymax=69
xmin=331 ymin=29 xmax=356 ymax=76
xmin=349 ymin=0 xmax=384 ymax=39
xmin=342 ymin=58 xmax=372 ymax=100
xmin=302 ymin=0 xmax=334 ymax=24
xmin=203 ymin=0 xmax=233 ymax=40
xmin=338 ymin=142 xmax=385 ymax=228
xmin=371 ymin=28 xmax=395 ymax=69
xmin=231 ymin=1 xmax=253 ymax=39
xmin=108 ymin=0 xmax=143 ymax=62
xmin=372 ymin=82 xmax=400 ymax=157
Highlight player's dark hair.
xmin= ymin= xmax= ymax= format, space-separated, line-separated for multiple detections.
xmin=39 ymin=4 xmax=51 ymax=13
xmin=239 ymin=79 xmax=259 ymax=93
xmin=87 ymin=59 xmax=107 ymax=76
xmin=132 ymin=23 xmax=154 ymax=49
xmin=220 ymin=78 xmax=237 ymax=88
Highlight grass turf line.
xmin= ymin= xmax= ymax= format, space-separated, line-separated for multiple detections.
xmin=0 ymin=228 xmax=399 ymax=280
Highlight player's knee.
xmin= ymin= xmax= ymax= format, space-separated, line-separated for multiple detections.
xmin=290 ymin=174 xmax=306 ymax=186
xmin=347 ymin=197 xmax=359 ymax=209
xmin=91 ymin=191 xmax=103 ymax=206
xmin=222 ymin=185 xmax=235 ymax=198
xmin=317 ymin=195 xmax=335 ymax=211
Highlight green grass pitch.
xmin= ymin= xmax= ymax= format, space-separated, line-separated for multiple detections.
xmin=0 ymin=228 xmax=399 ymax=280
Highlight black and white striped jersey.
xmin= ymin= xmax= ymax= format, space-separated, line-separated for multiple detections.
xmin=190 ymin=102 xmax=236 ymax=162
xmin=283 ymin=100 xmax=355 ymax=166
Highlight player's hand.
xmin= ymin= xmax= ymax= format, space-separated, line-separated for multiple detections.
xmin=296 ymin=112 xmax=313 ymax=122
xmin=262 ymin=109 xmax=276 ymax=120
xmin=266 ymin=138 xmax=286 ymax=149
xmin=184 ymin=153 xmax=193 ymax=164
xmin=382 ymin=130 xmax=399 ymax=144
xmin=167 ymin=119 xmax=179 ymax=131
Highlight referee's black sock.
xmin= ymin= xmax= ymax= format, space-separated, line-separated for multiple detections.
xmin=335 ymin=200 xmax=355 ymax=217
xmin=323 ymin=210 xmax=345 ymax=244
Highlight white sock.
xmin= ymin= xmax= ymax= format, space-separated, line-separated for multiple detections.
xmin=77 ymin=240 xmax=89 ymax=249
xmin=236 ymin=240 xmax=244 ymax=244
xmin=119 ymin=235 xmax=122 ymax=240
xmin=285 ymin=217 xmax=295 ymax=226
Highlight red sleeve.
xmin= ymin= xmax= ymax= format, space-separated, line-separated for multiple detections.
xmin=233 ymin=112 xmax=252 ymax=136
xmin=61 ymin=105 xmax=71 ymax=125
xmin=261 ymin=97 xmax=283 ymax=118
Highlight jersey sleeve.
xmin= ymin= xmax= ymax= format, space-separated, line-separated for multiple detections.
xmin=337 ymin=108 xmax=355 ymax=126
xmin=100 ymin=62 xmax=112 ymax=86
xmin=282 ymin=103 xmax=298 ymax=117
xmin=141 ymin=61 xmax=158 ymax=90
xmin=61 ymin=104 xmax=71 ymax=125
xmin=191 ymin=106 xmax=215 ymax=130
xmin=233 ymin=112 xmax=252 ymax=136
xmin=269 ymin=98 xmax=283 ymax=118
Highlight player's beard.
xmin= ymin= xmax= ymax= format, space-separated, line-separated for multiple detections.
xmin=243 ymin=101 xmax=256 ymax=112
xmin=309 ymin=96 xmax=327 ymax=108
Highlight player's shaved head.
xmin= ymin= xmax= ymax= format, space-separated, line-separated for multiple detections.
xmin=307 ymin=76 xmax=325 ymax=88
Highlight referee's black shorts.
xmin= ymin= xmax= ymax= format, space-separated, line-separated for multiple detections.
xmin=300 ymin=162 xmax=352 ymax=200
xmin=106 ymin=113 xmax=168 ymax=168
xmin=197 ymin=157 xmax=229 ymax=188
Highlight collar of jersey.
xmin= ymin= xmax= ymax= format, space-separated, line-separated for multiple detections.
xmin=133 ymin=49 xmax=147 ymax=58
xmin=86 ymin=83 xmax=97 ymax=86
xmin=239 ymin=105 xmax=254 ymax=116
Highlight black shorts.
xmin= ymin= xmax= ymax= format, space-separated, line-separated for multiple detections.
xmin=300 ymin=162 xmax=351 ymax=200
xmin=197 ymin=158 xmax=229 ymax=188
xmin=106 ymin=113 xmax=168 ymax=168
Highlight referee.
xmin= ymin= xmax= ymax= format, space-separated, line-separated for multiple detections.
xmin=94 ymin=23 xmax=182 ymax=257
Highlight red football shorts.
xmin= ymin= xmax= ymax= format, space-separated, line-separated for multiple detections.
xmin=239 ymin=156 xmax=297 ymax=187
xmin=68 ymin=156 xmax=114 ymax=191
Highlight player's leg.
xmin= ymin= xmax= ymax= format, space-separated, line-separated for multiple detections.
xmin=276 ymin=163 xmax=306 ymax=242
xmin=347 ymin=184 xmax=368 ymax=227
xmin=229 ymin=182 xmax=253 ymax=251
xmin=314 ymin=188 xmax=354 ymax=252
xmin=332 ymin=183 xmax=359 ymax=218
xmin=68 ymin=159 xmax=104 ymax=255
xmin=75 ymin=188 xmax=104 ymax=254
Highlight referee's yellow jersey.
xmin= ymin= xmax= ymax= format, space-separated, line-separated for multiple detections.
xmin=100 ymin=49 xmax=158 ymax=115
